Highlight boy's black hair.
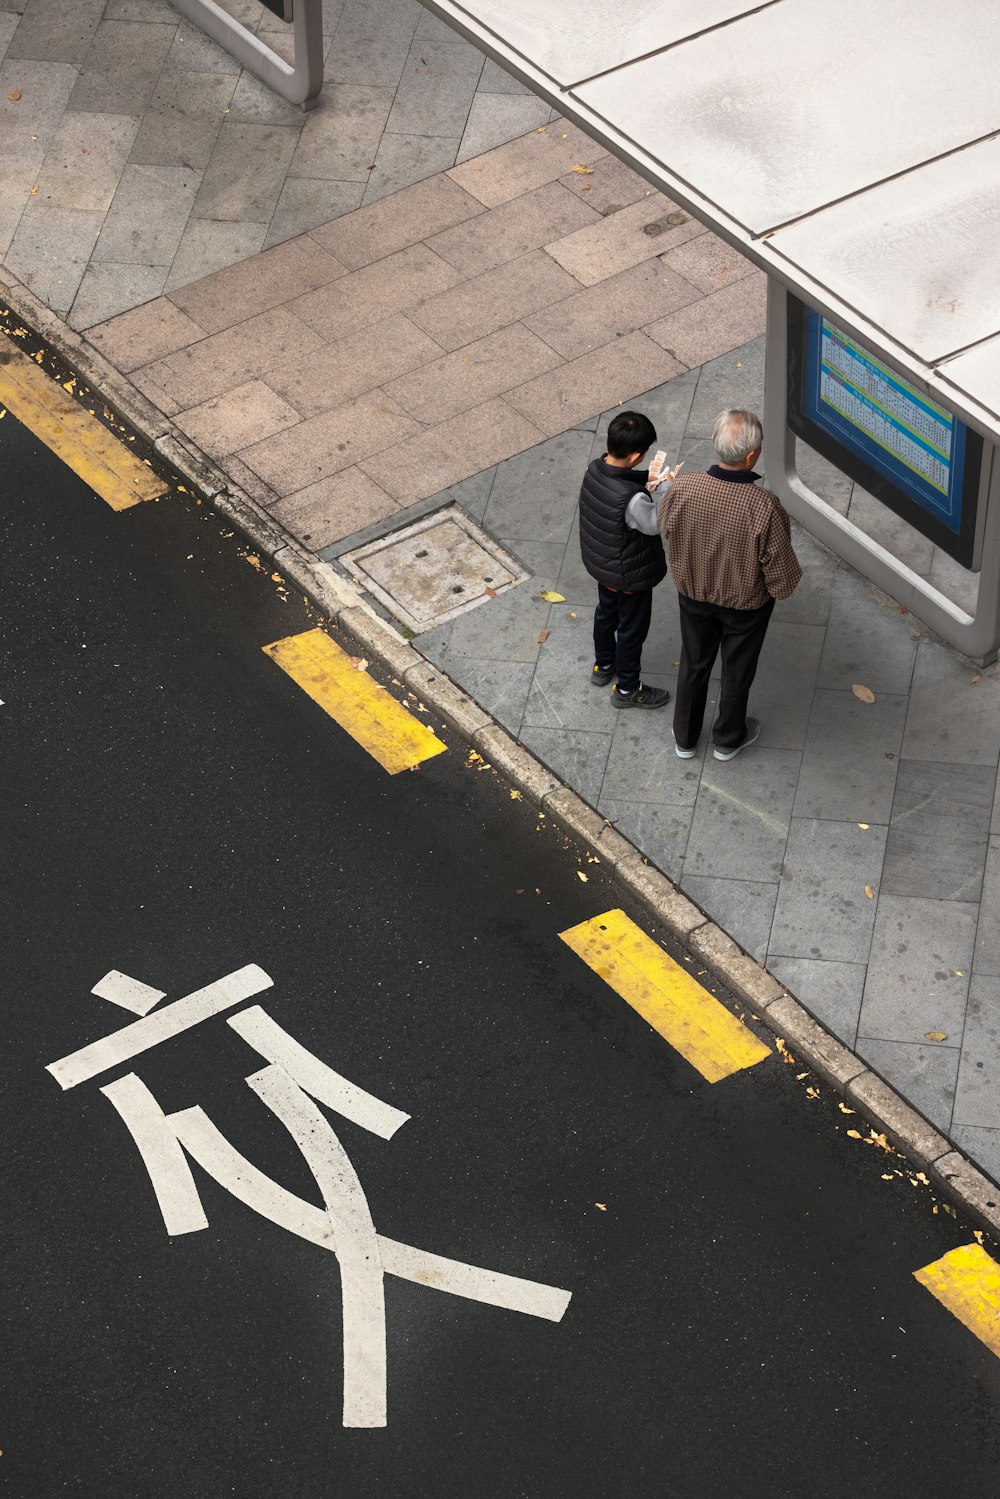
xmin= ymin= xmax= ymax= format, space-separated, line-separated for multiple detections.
xmin=607 ymin=410 xmax=656 ymax=459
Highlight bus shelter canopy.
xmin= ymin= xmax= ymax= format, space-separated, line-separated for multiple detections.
xmin=421 ymin=0 xmax=1000 ymax=445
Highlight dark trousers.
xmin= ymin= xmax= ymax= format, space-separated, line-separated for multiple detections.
xmin=673 ymin=594 xmax=774 ymax=750
xmin=593 ymin=585 xmax=653 ymax=692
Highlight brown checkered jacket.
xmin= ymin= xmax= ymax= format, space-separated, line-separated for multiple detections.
xmin=658 ymin=468 xmax=802 ymax=609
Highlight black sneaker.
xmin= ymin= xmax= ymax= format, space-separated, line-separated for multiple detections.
xmin=591 ymin=662 xmax=616 ymax=687
xmin=712 ymin=717 xmax=761 ymax=760
xmin=611 ymin=682 xmax=670 ymax=710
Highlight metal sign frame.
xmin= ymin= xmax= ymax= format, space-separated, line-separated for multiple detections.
xmin=170 ymin=0 xmax=323 ymax=109
xmin=764 ymin=278 xmax=1000 ymax=663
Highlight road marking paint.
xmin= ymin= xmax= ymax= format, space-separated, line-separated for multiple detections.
xmin=0 ymin=343 xmax=168 ymax=509
xmin=167 ymin=1103 xmax=571 ymax=1321
xmin=91 ymin=970 xmax=166 ymax=1016
xmin=46 ymin=964 xmax=273 ymax=1089
xmin=914 ymin=1243 xmax=1000 ymax=1358
xmin=262 ymin=628 xmax=446 ymax=774
xmin=250 ymin=1065 xmax=388 ymax=1428
xmin=100 ymin=1074 xmax=209 ymax=1236
xmin=559 ymin=909 xmax=771 ymax=1083
xmin=229 ymin=1005 xmax=410 ymax=1140
xmin=382 ymin=1239 xmax=571 ymax=1323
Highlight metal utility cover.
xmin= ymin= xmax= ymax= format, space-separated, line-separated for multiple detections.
xmin=341 ymin=508 xmax=527 ymax=634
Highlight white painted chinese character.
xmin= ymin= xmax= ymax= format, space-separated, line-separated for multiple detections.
xmin=47 ymin=967 xmax=571 ymax=1428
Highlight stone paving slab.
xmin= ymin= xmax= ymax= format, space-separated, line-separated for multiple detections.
xmin=0 ymin=0 xmax=564 ymax=326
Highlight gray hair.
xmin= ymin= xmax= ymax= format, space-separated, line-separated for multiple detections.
xmin=712 ymin=409 xmax=763 ymax=465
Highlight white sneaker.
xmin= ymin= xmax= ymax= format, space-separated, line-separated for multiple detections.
xmin=672 ymin=731 xmax=697 ymax=759
xmin=712 ymin=717 xmax=761 ymax=761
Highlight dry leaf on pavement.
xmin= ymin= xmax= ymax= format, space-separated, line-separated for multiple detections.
xmin=924 ymin=1031 xmax=948 ymax=1042
xmin=571 ymin=163 xmax=594 ymax=174
xmin=8 ymin=89 xmax=21 ymax=101
xmin=540 ymin=590 xmax=566 ymax=602
xmin=484 ymin=585 xmax=497 ymax=598
xmin=864 ymin=885 xmax=875 ymax=899
xmin=537 ymin=628 xmax=550 ymax=644
xmin=852 ymin=683 xmax=876 ymax=703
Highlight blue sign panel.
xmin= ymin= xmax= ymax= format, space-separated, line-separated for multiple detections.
xmin=804 ymin=312 xmax=967 ymax=533
xmin=788 ymin=299 xmax=982 ymax=566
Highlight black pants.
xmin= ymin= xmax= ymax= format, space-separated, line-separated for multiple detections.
xmin=673 ymin=594 xmax=774 ymax=750
xmin=593 ymin=585 xmax=653 ymax=692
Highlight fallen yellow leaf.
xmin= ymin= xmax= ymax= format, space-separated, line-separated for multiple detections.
xmin=852 ymin=683 xmax=876 ymax=703
xmin=857 ymin=822 xmax=870 ymax=829
xmin=924 ymin=1031 xmax=948 ymax=1042
xmin=595 ymin=1203 xmax=606 ymax=1211
xmin=577 ymin=870 xmax=588 ymax=882
xmin=865 ymin=884 xmax=875 ymax=899
xmin=571 ymin=163 xmax=594 ymax=174
xmin=847 ymin=1129 xmax=863 ymax=1139
xmin=540 ymin=590 xmax=566 ymax=602
xmin=8 ymin=89 xmax=22 ymax=101
xmin=510 ymin=789 xmax=522 ymax=800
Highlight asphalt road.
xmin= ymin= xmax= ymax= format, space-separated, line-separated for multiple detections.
xmin=3 ymin=400 xmax=1000 ymax=1499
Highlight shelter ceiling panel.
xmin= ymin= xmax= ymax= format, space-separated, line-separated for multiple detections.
xmin=939 ymin=338 xmax=1000 ymax=429
xmin=575 ymin=0 xmax=1000 ymax=231
xmin=771 ymin=135 xmax=1000 ymax=365
xmin=438 ymin=0 xmax=767 ymax=87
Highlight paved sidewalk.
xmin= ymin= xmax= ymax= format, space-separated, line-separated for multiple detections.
xmin=389 ymin=338 xmax=1000 ymax=1180
xmin=3 ymin=2 xmax=999 ymax=1186
xmin=0 ymin=0 xmax=557 ymax=328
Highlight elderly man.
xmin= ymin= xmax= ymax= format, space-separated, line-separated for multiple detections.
xmin=658 ymin=409 xmax=801 ymax=761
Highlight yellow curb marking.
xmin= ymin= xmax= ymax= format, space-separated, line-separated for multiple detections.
xmin=263 ymin=628 xmax=447 ymax=775
xmin=559 ymin=909 xmax=771 ymax=1083
xmin=914 ymin=1243 xmax=1000 ymax=1359
xmin=0 ymin=342 xmax=168 ymax=510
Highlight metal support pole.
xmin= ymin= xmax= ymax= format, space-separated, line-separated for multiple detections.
xmin=763 ymin=276 xmax=1000 ymax=665
xmin=170 ymin=0 xmax=324 ymax=110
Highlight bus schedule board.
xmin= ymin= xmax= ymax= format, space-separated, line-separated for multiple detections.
xmin=787 ymin=296 xmax=983 ymax=567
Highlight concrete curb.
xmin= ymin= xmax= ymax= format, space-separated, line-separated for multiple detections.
xmin=4 ymin=272 xmax=997 ymax=1244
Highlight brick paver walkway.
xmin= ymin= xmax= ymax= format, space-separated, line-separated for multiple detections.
xmin=87 ymin=123 xmax=765 ymax=547
xmin=0 ymin=0 xmax=557 ymax=328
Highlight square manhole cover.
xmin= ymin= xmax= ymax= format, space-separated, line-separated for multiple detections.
xmin=341 ymin=507 xmax=528 ymax=633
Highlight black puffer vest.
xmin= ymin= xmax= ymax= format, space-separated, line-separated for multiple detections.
xmin=579 ymin=457 xmax=667 ymax=592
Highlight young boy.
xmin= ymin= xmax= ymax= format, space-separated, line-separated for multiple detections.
xmin=578 ymin=410 xmax=670 ymax=708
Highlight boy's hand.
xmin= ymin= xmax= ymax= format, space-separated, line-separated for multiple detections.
xmin=645 ymin=460 xmax=683 ymax=493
